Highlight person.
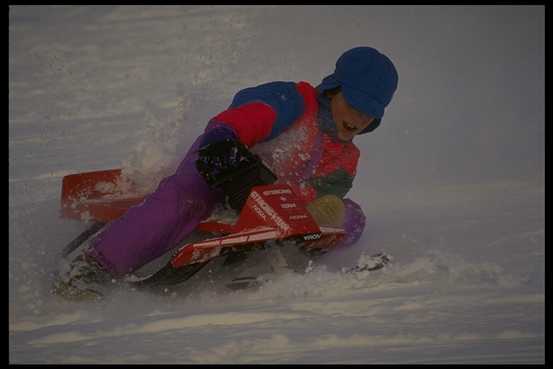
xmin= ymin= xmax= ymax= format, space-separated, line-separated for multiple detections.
xmin=53 ymin=46 xmax=399 ymax=300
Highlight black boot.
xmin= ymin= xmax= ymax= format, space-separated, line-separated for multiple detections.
xmin=52 ymin=253 xmax=113 ymax=302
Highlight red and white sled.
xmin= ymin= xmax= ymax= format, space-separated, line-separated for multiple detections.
xmin=60 ymin=169 xmax=345 ymax=272
xmin=170 ymin=183 xmax=345 ymax=267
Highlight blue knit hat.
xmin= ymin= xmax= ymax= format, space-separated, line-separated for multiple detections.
xmin=318 ymin=47 xmax=399 ymax=133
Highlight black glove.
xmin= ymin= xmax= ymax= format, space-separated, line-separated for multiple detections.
xmin=196 ymin=138 xmax=276 ymax=210
xmin=196 ymin=138 xmax=257 ymax=187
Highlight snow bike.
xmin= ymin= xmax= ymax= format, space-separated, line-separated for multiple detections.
xmin=58 ymin=141 xmax=391 ymax=295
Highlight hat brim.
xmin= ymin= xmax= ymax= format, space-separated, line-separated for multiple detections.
xmin=318 ymin=74 xmax=384 ymax=120
xmin=341 ymin=85 xmax=384 ymax=120
xmin=317 ymin=73 xmax=384 ymax=134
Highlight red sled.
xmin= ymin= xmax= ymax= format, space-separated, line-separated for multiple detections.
xmin=60 ymin=168 xmax=146 ymax=222
xmin=170 ymin=183 xmax=345 ymax=268
xmin=60 ymin=169 xmax=345 ymax=286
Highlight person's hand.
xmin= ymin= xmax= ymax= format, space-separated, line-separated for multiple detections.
xmin=306 ymin=195 xmax=346 ymax=227
xmin=196 ymin=138 xmax=255 ymax=187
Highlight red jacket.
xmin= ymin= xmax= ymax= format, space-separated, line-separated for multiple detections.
xmin=208 ymin=81 xmax=360 ymax=203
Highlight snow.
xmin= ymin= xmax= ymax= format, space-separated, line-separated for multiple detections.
xmin=9 ymin=5 xmax=544 ymax=364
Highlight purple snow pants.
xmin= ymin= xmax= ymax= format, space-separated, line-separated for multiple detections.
xmin=86 ymin=135 xmax=222 ymax=276
xmin=86 ymin=135 xmax=366 ymax=277
xmin=339 ymin=199 xmax=366 ymax=248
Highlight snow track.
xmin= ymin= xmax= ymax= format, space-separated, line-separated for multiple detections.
xmin=10 ymin=5 xmax=544 ymax=364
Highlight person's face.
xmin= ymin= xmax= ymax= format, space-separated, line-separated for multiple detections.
xmin=330 ymin=92 xmax=375 ymax=141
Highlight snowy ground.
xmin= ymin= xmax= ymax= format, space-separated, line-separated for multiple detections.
xmin=9 ymin=5 xmax=544 ymax=364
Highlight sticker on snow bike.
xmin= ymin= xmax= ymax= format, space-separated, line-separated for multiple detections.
xmin=171 ymin=227 xmax=279 ymax=267
xmin=303 ymin=233 xmax=322 ymax=241
xmin=289 ymin=214 xmax=308 ymax=220
xmin=221 ymin=235 xmax=248 ymax=245
xmin=251 ymin=204 xmax=267 ymax=221
xmin=247 ymin=229 xmax=279 ymax=241
xmin=262 ymin=188 xmax=292 ymax=196
xmin=249 ymin=191 xmax=290 ymax=232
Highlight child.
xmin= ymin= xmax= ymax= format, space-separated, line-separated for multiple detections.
xmin=54 ymin=46 xmax=399 ymax=300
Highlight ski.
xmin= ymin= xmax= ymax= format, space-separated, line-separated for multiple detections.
xmin=61 ymin=221 xmax=106 ymax=258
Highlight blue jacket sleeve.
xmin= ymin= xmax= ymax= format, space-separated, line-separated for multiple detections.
xmin=228 ymin=81 xmax=305 ymax=142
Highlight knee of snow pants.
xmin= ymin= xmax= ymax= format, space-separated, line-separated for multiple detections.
xmin=337 ymin=199 xmax=366 ymax=248
xmin=86 ymin=135 xmax=222 ymax=277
